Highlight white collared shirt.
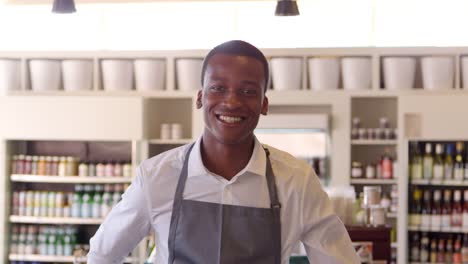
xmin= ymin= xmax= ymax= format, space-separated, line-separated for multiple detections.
xmin=88 ymin=137 xmax=359 ymax=264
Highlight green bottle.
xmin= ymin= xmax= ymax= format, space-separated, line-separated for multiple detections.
xmin=423 ymin=143 xmax=433 ymax=180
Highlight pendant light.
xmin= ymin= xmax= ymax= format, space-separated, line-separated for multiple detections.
xmin=275 ymin=0 xmax=300 ymax=16
xmin=52 ymin=0 xmax=76 ymax=14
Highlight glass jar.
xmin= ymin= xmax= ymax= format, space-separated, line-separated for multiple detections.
xmin=363 ymin=186 xmax=381 ymax=208
xmin=365 ymin=164 xmax=376 ymax=179
xmin=351 ymin=162 xmax=363 ymax=178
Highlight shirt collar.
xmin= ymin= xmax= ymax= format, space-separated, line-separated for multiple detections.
xmin=187 ymin=136 xmax=267 ymax=178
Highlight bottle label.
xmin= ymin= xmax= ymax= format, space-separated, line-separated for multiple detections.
xmin=454 ymin=168 xmax=464 ymax=180
xmin=430 ymin=215 xmax=442 ymax=231
xmin=421 ymin=215 xmax=431 ymax=227
xmin=382 ymin=159 xmax=392 ymax=179
xmin=433 ymin=165 xmax=444 ymax=179
xmin=410 ymin=214 xmax=422 ymax=226
xmin=463 ymin=212 xmax=468 ymax=228
xmin=442 ymin=215 xmax=451 ymax=228
xmin=420 ymin=250 xmax=429 ymax=262
xmin=411 ymin=247 xmax=420 ymax=261
xmin=445 ymin=164 xmax=454 ymax=179
xmin=452 ymin=213 xmax=462 ymax=226
xmin=411 ymin=164 xmax=422 ymax=179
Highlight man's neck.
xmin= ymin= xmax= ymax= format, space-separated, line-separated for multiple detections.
xmin=200 ymin=135 xmax=255 ymax=181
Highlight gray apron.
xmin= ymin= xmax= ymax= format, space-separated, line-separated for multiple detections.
xmin=167 ymin=144 xmax=282 ymax=264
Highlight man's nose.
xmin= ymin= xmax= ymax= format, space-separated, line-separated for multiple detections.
xmin=224 ymin=89 xmax=242 ymax=108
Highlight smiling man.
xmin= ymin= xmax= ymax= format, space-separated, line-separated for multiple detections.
xmin=88 ymin=40 xmax=359 ymax=264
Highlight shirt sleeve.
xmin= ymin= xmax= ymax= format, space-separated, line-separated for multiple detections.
xmin=88 ymin=165 xmax=152 ymax=264
xmin=300 ymin=168 xmax=360 ymax=264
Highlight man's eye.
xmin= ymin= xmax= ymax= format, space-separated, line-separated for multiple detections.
xmin=210 ymin=86 xmax=224 ymax=92
xmin=242 ymin=89 xmax=258 ymax=95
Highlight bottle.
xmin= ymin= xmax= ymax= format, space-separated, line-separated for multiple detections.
xmin=421 ymin=190 xmax=432 ymax=228
xmin=433 ymin=144 xmax=444 ymax=182
xmin=24 ymin=156 xmax=32 ymax=175
xmin=123 ymin=163 xmax=132 ymax=178
xmin=423 ymin=143 xmax=434 ymax=180
xmin=55 ymin=227 xmax=64 ymax=256
xmin=446 ymin=235 xmax=454 ymax=263
xmin=16 ymin=154 xmax=25 ymax=174
xmin=78 ymin=161 xmax=89 ymax=177
xmin=445 ymin=143 xmax=454 ymax=180
xmin=31 ymin=156 xmax=39 ymax=175
xmin=411 ymin=142 xmax=423 ymax=180
xmin=410 ymin=232 xmax=420 ymax=261
xmin=452 ymin=190 xmax=463 ymax=227
xmin=88 ymin=161 xmax=96 ymax=177
xmin=453 ymin=234 xmax=462 ymax=263
xmin=113 ymin=162 xmax=123 ymax=177
xmin=112 ymin=184 xmax=123 ymax=207
xmin=71 ymin=185 xmax=83 ymax=218
xmin=465 ymin=145 xmax=468 ymax=181
xmin=38 ymin=226 xmax=47 ymax=255
xmin=10 ymin=225 xmax=19 ymax=254
xmin=45 ymin=156 xmax=53 ymax=175
xmin=462 ymin=233 xmax=468 ymax=263
xmin=96 ymin=161 xmax=105 ymax=177
xmin=105 ymin=161 xmax=114 ymax=177
xmin=51 ymin=156 xmax=60 ymax=176
xmin=431 ymin=190 xmax=442 ymax=231
xmin=454 ymin=142 xmax=465 ymax=181
xmin=430 ymin=238 xmax=438 ymax=263
xmin=381 ymin=149 xmax=393 ymax=179
xmin=463 ymin=189 xmax=468 ymax=228
xmin=420 ymin=232 xmax=430 ymax=262
xmin=101 ymin=184 xmax=113 ymax=218
xmin=92 ymin=185 xmax=103 ymax=218
xmin=58 ymin=157 xmax=67 ymax=176
xmin=47 ymin=227 xmax=56 ymax=256
xmin=409 ymin=188 xmax=422 ymax=226
xmin=81 ymin=185 xmax=92 ymax=218
xmin=63 ymin=227 xmax=73 ymax=256
xmin=37 ymin=156 xmax=46 ymax=175
xmin=437 ymin=238 xmax=446 ymax=263
xmin=442 ymin=190 xmax=452 ymax=230
xmin=66 ymin=156 xmax=77 ymax=176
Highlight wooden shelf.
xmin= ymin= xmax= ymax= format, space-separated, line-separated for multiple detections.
xmin=410 ymin=179 xmax=468 ymax=186
xmin=148 ymin=138 xmax=193 ymax=145
xmin=11 ymin=174 xmax=132 ymax=184
xmin=408 ymin=225 xmax=468 ymax=233
xmin=351 ymin=139 xmax=398 ymax=145
xmin=9 ymin=254 xmax=136 ymax=263
xmin=350 ymin=178 xmax=397 ymax=185
xmin=10 ymin=215 xmax=103 ymax=225
xmin=8 ymin=90 xmax=196 ymax=99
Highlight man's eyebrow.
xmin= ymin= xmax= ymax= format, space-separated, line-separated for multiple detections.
xmin=240 ymin=80 xmax=261 ymax=86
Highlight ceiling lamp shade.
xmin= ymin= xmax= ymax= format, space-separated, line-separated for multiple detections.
xmin=52 ymin=0 xmax=76 ymax=14
xmin=275 ymin=0 xmax=299 ymax=16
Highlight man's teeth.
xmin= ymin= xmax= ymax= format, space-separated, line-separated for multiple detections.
xmin=219 ymin=115 xmax=242 ymax=123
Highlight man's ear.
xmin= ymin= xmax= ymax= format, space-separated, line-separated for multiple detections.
xmin=196 ymin=90 xmax=203 ymax=109
xmin=261 ymin=96 xmax=269 ymax=115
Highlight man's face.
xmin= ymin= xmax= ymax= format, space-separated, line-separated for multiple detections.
xmin=197 ymin=53 xmax=268 ymax=145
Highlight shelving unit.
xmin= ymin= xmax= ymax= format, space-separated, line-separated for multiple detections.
xmin=9 ymin=254 xmax=136 ymax=263
xmin=10 ymin=216 xmax=104 ymax=225
xmin=407 ymin=226 xmax=468 ymax=233
xmin=11 ymin=174 xmax=133 ymax=184
xmin=410 ymin=179 xmax=468 ymax=186
xmin=2 ymin=47 xmax=468 ymax=264
xmin=350 ymin=178 xmax=398 ymax=185
xmin=351 ymin=139 xmax=398 ymax=145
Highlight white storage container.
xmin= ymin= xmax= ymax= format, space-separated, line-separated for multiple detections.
xmin=176 ymin=59 xmax=203 ymax=91
xmin=29 ymin=60 xmax=61 ymax=91
xmin=101 ymin=60 xmax=134 ymax=91
xmin=134 ymin=59 xmax=165 ymax=91
xmin=271 ymin=57 xmax=302 ymax=91
xmin=0 ymin=59 xmax=21 ymax=92
xmin=383 ymin=57 xmax=416 ymax=90
xmin=308 ymin=57 xmax=340 ymax=91
xmin=460 ymin=56 xmax=468 ymax=89
xmin=421 ymin=56 xmax=454 ymax=90
xmin=341 ymin=57 xmax=372 ymax=90
xmin=62 ymin=60 xmax=93 ymax=91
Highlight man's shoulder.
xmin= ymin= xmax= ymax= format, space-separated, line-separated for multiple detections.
xmin=139 ymin=143 xmax=192 ymax=176
xmin=263 ymin=144 xmax=312 ymax=175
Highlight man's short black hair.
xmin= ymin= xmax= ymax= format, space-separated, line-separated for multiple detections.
xmin=201 ymin=40 xmax=269 ymax=93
